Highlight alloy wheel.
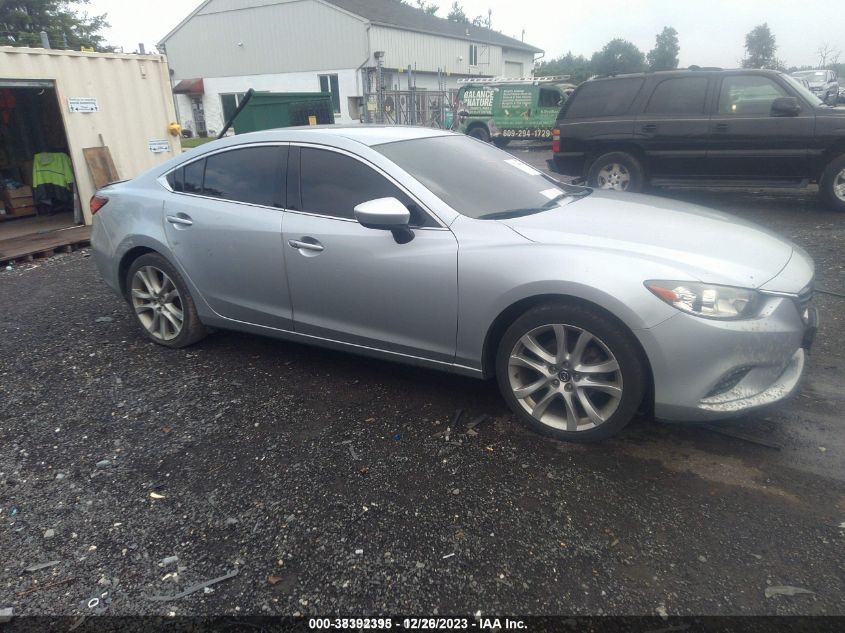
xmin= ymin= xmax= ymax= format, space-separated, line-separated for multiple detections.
xmin=131 ymin=266 xmax=184 ymax=341
xmin=596 ymin=163 xmax=631 ymax=191
xmin=507 ymin=323 xmax=623 ymax=432
xmin=834 ymin=168 xmax=845 ymax=203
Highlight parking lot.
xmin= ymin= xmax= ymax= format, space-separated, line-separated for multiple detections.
xmin=1 ymin=143 xmax=844 ymax=617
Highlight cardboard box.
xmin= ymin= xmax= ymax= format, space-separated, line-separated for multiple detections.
xmin=11 ymin=205 xmax=36 ymax=217
xmin=3 ymin=186 xmax=34 ymax=210
xmin=5 ymin=185 xmax=32 ymax=200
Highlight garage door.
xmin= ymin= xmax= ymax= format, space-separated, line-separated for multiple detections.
xmin=505 ymin=62 xmax=523 ymax=78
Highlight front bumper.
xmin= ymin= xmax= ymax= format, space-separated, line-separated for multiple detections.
xmin=637 ymin=295 xmax=815 ymax=422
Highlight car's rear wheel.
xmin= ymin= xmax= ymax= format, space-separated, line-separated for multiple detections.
xmin=493 ymin=137 xmax=510 ymax=148
xmin=495 ymin=303 xmax=646 ymax=442
xmin=819 ymin=154 xmax=845 ymax=212
xmin=126 ymin=253 xmax=207 ymax=348
xmin=587 ymin=151 xmax=644 ymax=192
xmin=467 ymin=125 xmax=490 ymax=142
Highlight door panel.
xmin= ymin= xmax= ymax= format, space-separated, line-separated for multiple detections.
xmin=162 ymin=145 xmax=292 ymax=329
xmin=635 ymin=76 xmax=711 ymax=177
xmin=283 ymin=213 xmax=459 ymax=362
xmin=705 ymin=74 xmax=814 ymax=178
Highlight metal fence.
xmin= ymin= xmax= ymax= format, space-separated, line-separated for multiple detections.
xmin=361 ymin=67 xmax=458 ymax=129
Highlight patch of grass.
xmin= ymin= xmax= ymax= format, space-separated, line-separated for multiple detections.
xmin=181 ymin=136 xmax=216 ymax=149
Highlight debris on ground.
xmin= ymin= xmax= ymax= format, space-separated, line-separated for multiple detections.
xmin=95 ymin=460 xmax=112 ymax=469
xmin=149 ymin=492 xmax=165 ymax=500
xmin=348 ymin=445 xmax=360 ymax=460
xmin=267 ymin=575 xmax=283 ymax=586
xmin=16 ymin=577 xmax=76 ymax=598
xmin=160 ymin=556 xmax=179 ymax=566
xmin=94 ymin=317 xmax=113 ymax=323
xmin=0 ymin=608 xmax=12 ymax=623
xmin=147 ymin=568 xmax=239 ymax=602
xmin=464 ymin=415 xmax=490 ymax=433
xmin=764 ymin=585 xmax=815 ymax=598
xmin=24 ymin=561 xmax=60 ymax=573
xmin=43 ymin=529 xmax=55 ymax=539
xmin=392 ymin=433 xmax=402 ymax=441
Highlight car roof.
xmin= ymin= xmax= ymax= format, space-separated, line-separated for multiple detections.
xmin=587 ymin=67 xmax=785 ymax=82
xmin=213 ymin=125 xmax=452 ymax=148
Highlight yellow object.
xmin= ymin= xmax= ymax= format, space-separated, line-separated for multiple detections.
xmin=308 ymin=115 xmax=317 ymax=126
xmin=80 ymin=46 xmax=94 ymax=52
xmin=168 ymin=121 xmax=182 ymax=136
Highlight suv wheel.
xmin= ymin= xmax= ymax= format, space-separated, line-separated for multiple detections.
xmin=467 ymin=125 xmax=490 ymax=142
xmin=820 ymin=154 xmax=845 ymax=212
xmin=587 ymin=152 xmax=645 ymax=193
xmin=495 ymin=302 xmax=646 ymax=442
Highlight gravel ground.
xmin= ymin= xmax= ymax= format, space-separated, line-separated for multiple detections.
xmin=1 ymin=147 xmax=844 ymax=618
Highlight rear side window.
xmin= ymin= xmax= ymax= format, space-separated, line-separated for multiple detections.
xmin=202 ymin=146 xmax=285 ymax=207
xmin=299 ymin=147 xmax=434 ymax=226
xmin=183 ymin=160 xmax=204 ymax=194
xmin=645 ymin=77 xmax=709 ymax=115
xmin=563 ymin=78 xmax=644 ymax=119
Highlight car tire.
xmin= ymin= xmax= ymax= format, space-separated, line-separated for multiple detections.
xmin=495 ymin=302 xmax=646 ymax=442
xmin=125 ymin=253 xmax=207 ymax=348
xmin=587 ymin=151 xmax=645 ymax=193
xmin=493 ymin=137 xmax=510 ymax=148
xmin=467 ymin=125 xmax=490 ymax=142
xmin=819 ymin=154 xmax=845 ymax=212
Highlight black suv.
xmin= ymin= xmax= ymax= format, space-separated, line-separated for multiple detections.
xmin=549 ymin=68 xmax=845 ymax=211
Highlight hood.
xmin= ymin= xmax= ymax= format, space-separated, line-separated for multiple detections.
xmin=501 ymin=191 xmax=796 ymax=289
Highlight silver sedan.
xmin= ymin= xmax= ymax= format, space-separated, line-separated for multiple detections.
xmin=91 ymin=127 xmax=817 ymax=441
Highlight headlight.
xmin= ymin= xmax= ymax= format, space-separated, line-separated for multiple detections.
xmin=645 ymin=281 xmax=761 ymax=320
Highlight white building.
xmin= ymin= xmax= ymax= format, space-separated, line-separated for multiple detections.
xmin=158 ymin=0 xmax=542 ymax=134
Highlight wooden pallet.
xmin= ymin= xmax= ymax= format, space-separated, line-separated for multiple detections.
xmin=0 ymin=225 xmax=91 ymax=265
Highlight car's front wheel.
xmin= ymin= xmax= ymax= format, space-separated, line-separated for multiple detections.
xmin=819 ymin=154 xmax=845 ymax=212
xmin=467 ymin=125 xmax=491 ymax=142
xmin=126 ymin=253 xmax=207 ymax=348
xmin=495 ymin=303 xmax=646 ymax=441
xmin=587 ymin=151 xmax=644 ymax=192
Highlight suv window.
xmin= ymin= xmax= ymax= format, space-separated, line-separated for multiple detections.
xmin=645 ymin=77 xmax=708 ymax=115
xmin=299 ymin=148 xmax=434 ymax=226
xmin=718 ymin=75 xmax=787 ymax=115
xmin=564 ymin=78 xmax=644 ymax=119
xmin=203 ymin=146 xmax=285 ymax=207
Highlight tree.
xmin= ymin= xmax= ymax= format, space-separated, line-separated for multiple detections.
xmin=742 ymin=23 xmax=777 ymax=69
xmin=446 ymin=1 xmax=469 ymax=23
xmin=647 ymin=27 xmax=679 ymax=71
xmin=816 ymin=43 xmax=841 ymax=68
xmin=590 ymin=39 xmax=646 ymax=76
xmin=0 ymin=0 xmax=109 ymax=50
xmin=535 ymin=51 xmax=592 ymax=84
xmin=414 ymin=0 xmax=439 ymax=15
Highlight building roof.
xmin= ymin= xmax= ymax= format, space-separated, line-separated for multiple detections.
xmin=159 ymin=0 xmax=542 ymax=54
xmin=325 ymin=0 xmax=542 ymax=54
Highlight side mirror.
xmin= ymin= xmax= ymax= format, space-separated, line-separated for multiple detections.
xmin=771 ymin=96 xmax=801 ymax=116
xmin=354 ymin=197 xmax=414 ymax=244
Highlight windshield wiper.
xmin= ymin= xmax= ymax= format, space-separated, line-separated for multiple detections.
xmin=478 ymin=190 xmax=591 ymax=220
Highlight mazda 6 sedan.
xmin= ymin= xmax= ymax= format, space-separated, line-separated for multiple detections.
xmin=91 ymin=126 xmax=817 ymax=441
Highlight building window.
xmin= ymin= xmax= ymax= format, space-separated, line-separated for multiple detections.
xmin=469 ymin=44 xmax=478 ymax=66
xmin=220 ymin=92 xmax=247 ymax=124
xmin=318 ymin=74 xmax=341 ymax=114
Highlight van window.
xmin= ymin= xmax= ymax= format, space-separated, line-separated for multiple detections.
xmin=539 ymin=88 xmax=562 ymax=107
xmin=564 ymin=78 xmax=644 ymax=119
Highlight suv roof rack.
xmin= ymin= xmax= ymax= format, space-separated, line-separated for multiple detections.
xmin=687 ymin=65 xmax=724 ymax=71
xmin=457 ymin=75 xmax=571 ymax=85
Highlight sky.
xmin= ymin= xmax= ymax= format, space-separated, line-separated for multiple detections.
xmin=86 ymin=0 xmax=843 ymax=69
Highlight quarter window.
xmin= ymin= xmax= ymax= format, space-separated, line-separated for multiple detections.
xmin=202 ymin=146 xmax=285 ymax=207
xmin=299 ymin=147 xmax=433 ymax=226
xmin=645 ymin=77 xmax=708 ymax=115
xmin=564 ymin=78 xmax=644 ymax=119
xmin=718 ymin=75 xmax=787 ymax=115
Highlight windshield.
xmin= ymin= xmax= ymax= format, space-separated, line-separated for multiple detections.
xmin=783 ymin=74 xmax=825 ymax=105
xmin=793 ymin=71 xmax=828 ymax=81
xmin=374 ymin=135 xmax=590 ymax=220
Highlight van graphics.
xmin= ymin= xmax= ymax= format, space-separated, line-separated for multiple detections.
xmin=461 ymin=88 xmax=494 ymax=114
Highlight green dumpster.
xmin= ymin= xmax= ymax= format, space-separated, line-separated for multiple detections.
xmin=232 ymin=92 xmax=335 ymax=134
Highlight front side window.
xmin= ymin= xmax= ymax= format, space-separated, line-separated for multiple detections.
xmin=299 ymin=148 xmax=434 ymax=226
xmin=644 ymin=77 xmax=708 ymax=115
xmin=318 ymin=74 xmax=340 ymax=114
xmin=202 ymin=146 xmax=285 ymax=207
xmin=563 ymin=78 xmax=644 ymax=119
xmin=718 ymin=75 xmax=787 ymax=115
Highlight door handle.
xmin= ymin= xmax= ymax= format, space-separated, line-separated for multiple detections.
xmin=166 ymin=215 xmax=193 ymax=226
xmin=288 ymin=239 xmax=324 ymax=252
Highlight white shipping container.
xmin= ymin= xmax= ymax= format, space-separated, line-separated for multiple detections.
xmin=0 ymin=46 xmax=181 ymax=225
